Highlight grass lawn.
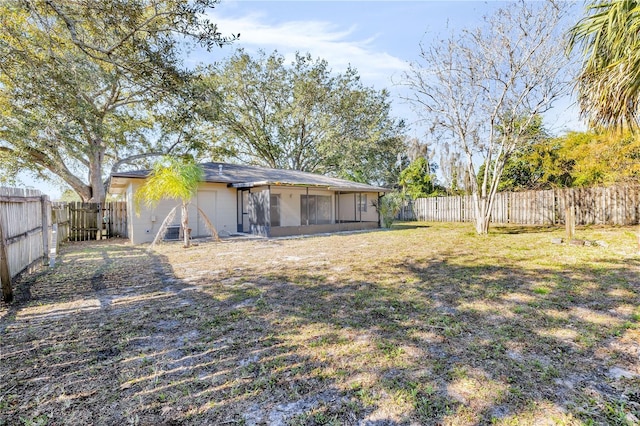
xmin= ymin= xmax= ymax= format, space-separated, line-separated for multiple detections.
xmin=1 ymin=222 xmax=639 ymax=425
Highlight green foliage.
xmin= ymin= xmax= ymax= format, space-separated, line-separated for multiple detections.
xmin=554 ymin=130 xmax=640 ymax=186
xmin=0 ymin=1 xmax=232 ymax=202
xmin=373 ymin=192 xmax=404 ymax=228
xmin=499 ymin=137 xmax=574 ymax=190
xmin=398 ymin=158 xmax=441 ymax=199
xmin=199 ymin=49 xmax=405 ymax=187
xmin=134 ymin=156 xmax=204 ymax=212
xmin=134 ymin=156 xmax=204 ymax=248
xmin=483 ymin=142 xmax=572 ymax=192
xmin=477 ymin=115 xmax=567 ymax=192
xmin=485 ymin=129 xmax=640 ymax=191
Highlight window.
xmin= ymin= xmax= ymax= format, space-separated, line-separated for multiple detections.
xmin=301 ymin=195 xmax=332 ymax=225
xmin=357 ymin=194 xmax=367 ymax=212
xmin=270 ymin=194 xmax=280 ymax=227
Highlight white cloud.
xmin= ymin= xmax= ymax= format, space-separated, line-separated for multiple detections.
xmin=205 ymin=11 xmax=409 ymax=87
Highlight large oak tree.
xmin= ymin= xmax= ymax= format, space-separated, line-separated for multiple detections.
xmin=0 ymin=0 xmax=235 ymax=202
xmin=199 ymin=49 xmax=406 ymax=187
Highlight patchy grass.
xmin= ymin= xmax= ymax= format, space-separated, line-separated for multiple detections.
xmin=1 ymin=222 xmax=639 ymax=425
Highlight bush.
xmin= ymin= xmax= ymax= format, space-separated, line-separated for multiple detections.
xmin=373 ymin=192 xmax=403 ymax=228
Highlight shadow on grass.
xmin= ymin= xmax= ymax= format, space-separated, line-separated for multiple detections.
xmin=0 ymin=240 xmax=359 ymax=425
xmin=393 ymin=221 xmax=560 ymax=235
xmin=249 ymin=255 xmax=639 ymax=424
xmin=1 ymin=236 xmax=638 ymax=425
xmin=490 ymin=224 xmax=561 ymax=234
xmin=389 ymin=221 xmax=431 ymax=231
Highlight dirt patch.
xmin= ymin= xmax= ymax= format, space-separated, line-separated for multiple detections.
xmin=1 ymin=224 xmax=639 ymax=425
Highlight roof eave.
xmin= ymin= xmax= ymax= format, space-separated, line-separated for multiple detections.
xmin=229 ymin=181 xmax=389 ymax=192
xmin=108 ymin=175 xmax=144 ymax=195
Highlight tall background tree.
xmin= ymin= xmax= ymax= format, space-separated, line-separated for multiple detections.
xmin=0 ymin=0 xmax=235 ymax=202
xmin=199 ymin=49 xmax=406 ymax=187
xmin=438 ymin=143 xmax=470 ymax=195
xmin=568 ymin=0 xmax=640 ymax=129
xmin=403 ymin=0 xmax=572 ymax=234
xmin=395 ymin=137 xmax=443 ymax=198
xmin=477 ymin=115 xmax=554 ymax=191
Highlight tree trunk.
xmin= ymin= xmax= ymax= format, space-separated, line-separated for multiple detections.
xmin=473 ymin=194 xmax=491 ymax=235
xmin=181 ymin=202 xmax=190 ymax=248
xmin=475 ymin=214 xmax=490 ymax=234
xmin=88 ymin=149 xmax=106 ymax=203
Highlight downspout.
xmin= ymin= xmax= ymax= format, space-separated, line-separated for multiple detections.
xmin=378 ymin=192 xmax=384 ymax=228
xmin=236 ymin=188 xmax=240 ymax=233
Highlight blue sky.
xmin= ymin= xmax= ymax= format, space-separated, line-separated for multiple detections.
xmin=21 ymin=0 xmax=585 ymax=198
xmin=202 ymin=1 xmax=511 ymax=134
xmin=203 ymin=0 xmax=584 ymax=131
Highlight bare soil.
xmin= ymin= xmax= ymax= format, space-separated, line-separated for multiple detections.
xmin=1 ymin=223 xmax=639 ymax=425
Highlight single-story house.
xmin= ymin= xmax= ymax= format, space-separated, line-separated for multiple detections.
xmin=109 ymin=162 xmax=390 ymax=244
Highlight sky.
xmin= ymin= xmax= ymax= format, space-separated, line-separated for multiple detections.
xmin=19 ymin=0 xmax=586 ymax=199
xmin=203 ymin=0 xmax=584 ymax=131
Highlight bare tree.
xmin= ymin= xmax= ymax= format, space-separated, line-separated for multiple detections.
xmin=403 ymin=0 xmax=573 ymax=234
xmin=439 ymin=143 xmax=468 ymax=195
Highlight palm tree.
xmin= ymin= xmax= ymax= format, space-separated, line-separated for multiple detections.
xmin=568 ymin=0 xmax=640 ymax=129
xmin=134 ymin=156 xmax=217 ymax=248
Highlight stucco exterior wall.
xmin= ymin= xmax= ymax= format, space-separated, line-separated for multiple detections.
xmin=124 ymin=180 xmax=381 ymax=243
xmin=126 ymin=184 xmax=135 ymax=241
xmin=269 ymin=221 xmax=379 ymax=237
xmin=128 ymin=181 xmax=237 ymax=244
xmin=269 ymin=187 xmax=303 ymax=227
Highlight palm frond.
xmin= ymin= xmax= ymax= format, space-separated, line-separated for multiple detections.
xmin=147 ymin=204 xmax=179 ymax=251
xmin=568 ymin=0 xmax=640 ymax=129
xmin=196 ymin=206 xmax=220 ymax=241
xmin=134 ymin=156 xmax=204 ymax=213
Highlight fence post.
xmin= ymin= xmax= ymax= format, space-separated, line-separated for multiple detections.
xmin=41 ymin=195 xmax=49 ymax=265
xmin=49 ymin=223 xmax=58 ymax=268
xmin=565 ymin=204 xmax=575 ymax=241
xmin=0 ymin=214 xmax=12 ymax=303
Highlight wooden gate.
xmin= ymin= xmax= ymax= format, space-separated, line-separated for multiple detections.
xmin=67 ymin=201 xmax=127 ymax=241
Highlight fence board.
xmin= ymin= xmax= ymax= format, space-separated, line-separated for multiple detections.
xmin=107 ymin=201 xmax=128 ymax=238
xmin=52 ymin=203 xmax=69 ymax=244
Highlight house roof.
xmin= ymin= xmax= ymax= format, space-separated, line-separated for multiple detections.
xmin=109 ymin=162 xmax=390 ymax=194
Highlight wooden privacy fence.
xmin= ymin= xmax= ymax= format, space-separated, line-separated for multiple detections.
xmin=407 ymin=185 xmax=640 ymax=226
xmin=64 ymin=201 xmax=127 ymax=241
xmin=51 ymin=202 xmax=69 ymax=245
xmin=1 ymin=188 xmax=128 ymax=302
xmin=0 ymin=188 xmax=51 ymax=302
